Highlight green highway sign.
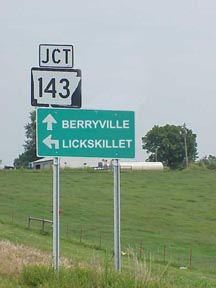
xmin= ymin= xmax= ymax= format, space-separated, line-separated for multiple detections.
xmin=36 ymin=108 xmax=135 ymax=158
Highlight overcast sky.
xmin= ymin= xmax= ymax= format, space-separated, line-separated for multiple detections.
xmin=1 ymin=0 xmax=216 ymax=165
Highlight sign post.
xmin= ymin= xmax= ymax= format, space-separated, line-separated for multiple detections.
xmin=36 ymin=107 xmax=135 ymax=271
xmin=113 ymin=159 xmax=121 ymax=271
xmin=31 ymin=43 xmax=81 ymax=273
xmin=53 ymin=157 xmax=60 ymax=272
xmin=32 ymin=44 xmax=135 ymax=273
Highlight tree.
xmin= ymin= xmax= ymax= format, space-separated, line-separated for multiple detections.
xmin=142 ymin=124 xmax=198 ymax=169
xmin=14 ymin=110 xmax=40 ymax=168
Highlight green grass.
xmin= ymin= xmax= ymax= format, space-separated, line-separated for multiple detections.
xmin=20 ymin=264 xmax=165 ymax=288
xmin=1 ymin=168 xmax=216 ymax=286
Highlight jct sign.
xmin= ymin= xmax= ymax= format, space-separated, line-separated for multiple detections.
xmin=39 ymin=44 xmax=74 ymax=68
xmin=37 ymin=108 xmax=135 ymax=158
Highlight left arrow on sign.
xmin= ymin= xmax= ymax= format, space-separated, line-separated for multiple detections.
xmin=42 ymin=114 xmax=57 ymax=130
xmin=43 ymin=135 xmax=59 ymax=149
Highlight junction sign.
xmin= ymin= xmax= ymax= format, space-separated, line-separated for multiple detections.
xmin=31 ymin=44 xmax=81 ymax=108
xmin=37 ymin=108 xmax=135 ymax=158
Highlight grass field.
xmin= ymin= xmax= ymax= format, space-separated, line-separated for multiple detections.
xmin=1 ymin=167 xmax=216 ymax=287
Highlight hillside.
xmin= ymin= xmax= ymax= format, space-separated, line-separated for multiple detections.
xmin=1 ymin=168 xmax=216 ymax=287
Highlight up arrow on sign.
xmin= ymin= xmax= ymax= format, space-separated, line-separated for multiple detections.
xmin=42 ymin=114 xmax=57 ymax=131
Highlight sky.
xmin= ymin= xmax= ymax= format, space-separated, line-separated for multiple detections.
xmin=1 ymin=0 xmax=216 ymax=166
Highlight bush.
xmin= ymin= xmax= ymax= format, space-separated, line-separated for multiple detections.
xmin=21 ymin=265 xmax=55 ymax=287
xmin=197 ymin=155 xmax=216 ymax=170
xmin=20 ymin=264 xmax=162 ymax=288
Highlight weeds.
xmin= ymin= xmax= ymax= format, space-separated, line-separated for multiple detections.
xmin=1 ymin=240 xmax=216 ymax=287
xmin=20 ymin=264 xmax=163 ymax=288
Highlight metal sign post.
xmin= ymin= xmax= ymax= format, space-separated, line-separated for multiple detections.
xmin=31 ymin=44 xmax=82 ymax=273
xmin=113 ymin=159 xmax=121 ymax=271
xmin=32 ymin=44 xmax=135 ymax=273
xmin=53 ymin=157 xmax=60 ymax=271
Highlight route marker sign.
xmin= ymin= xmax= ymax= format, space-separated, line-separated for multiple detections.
xmin=36 ymin=108 xmax=135 ymax=158
xmin=31 ymin=68 xmax=81 ymax=108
